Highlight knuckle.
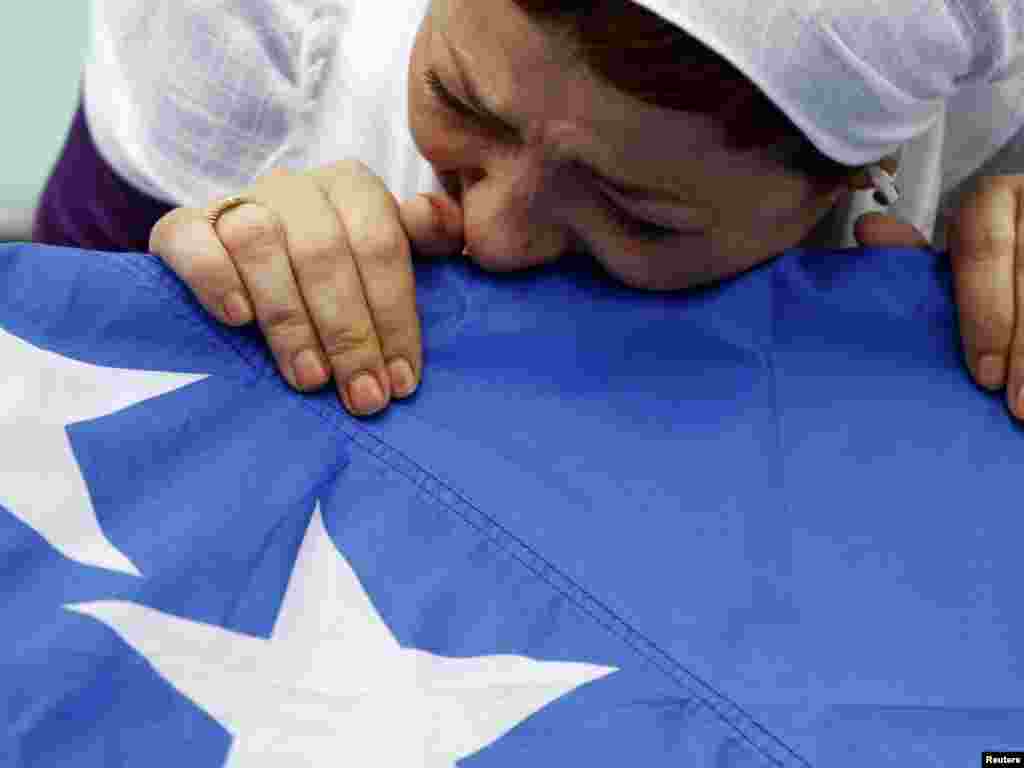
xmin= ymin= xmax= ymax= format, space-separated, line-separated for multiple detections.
xmin=151 ymin=222 xmax=228 ymax=290
xmin=261 ymin=303 xmax=312 ymax=336
xmin=290 ymin=232 xmax=347 ymax=274
xmin=175 ymin=254 xmax=226 ymax=291
xmin=148 ymin=207 xmax=190 ymax=255
xmin=380 ymin=328 xmax=421 ymax=363
xmin=350 ymin=225 xmax=409 ymax=269
xmin=319 ymin=323 xmax=378 ymax=360
xmin=370 ymin=290 xmax=419 ymax=339
xmin=957 ymin=227 xmax=1013 ymax=265
xmin=217 ymin=205 xmax=285 ymax=254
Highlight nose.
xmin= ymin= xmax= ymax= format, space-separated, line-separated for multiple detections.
xmin=437 ymin=171 xmax=461 ymax=204
xmin=458 ymin=168 xmax=486 ymax=204
xmin=438 ymin=168 xmax=489 ymax=206
xmin=437 ymin=164 xmax=581 ymax=265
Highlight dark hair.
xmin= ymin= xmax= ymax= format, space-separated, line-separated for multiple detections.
xmin=509 ymin=0 xmax=854 ymax=193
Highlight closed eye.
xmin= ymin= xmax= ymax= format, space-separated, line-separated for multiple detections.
xmin=425 ymin=68 xmax=678 ymax=243
xmin=596 ymin=187 xmax=680 ymax=242
xmin=590 ymin=175 xmax=679 ymax=242
xmin=424 ymin=67 xmax=516 ymax=140
xmin=424 ymin=68 xmax=472 ymax=119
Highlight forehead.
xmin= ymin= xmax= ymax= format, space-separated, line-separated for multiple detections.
xmin=433 ymin=0 xmax=726 ymax=199
xmin=435 ymin=0 xmax=720 ymax=146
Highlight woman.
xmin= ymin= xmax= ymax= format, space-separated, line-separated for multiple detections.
xmin=34 ymin=0 xmax=1024 ymax=419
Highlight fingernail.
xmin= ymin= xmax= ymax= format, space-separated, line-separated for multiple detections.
xmin=223 ymin=292 xmax=252 ymax=324
xmin=293 ymin=349 xmax=327 ymax=390
xmin=976 ymin=354 xmax=1005 ymax=390
xmin=388 ymin=358 xmax=417 ymax=398
xmin=347 ymin=372 xmax=386 ymax=415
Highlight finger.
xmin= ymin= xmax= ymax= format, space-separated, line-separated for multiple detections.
xmin=212 ymin=194 xmax=338 ymax=396
xmin=148 ymin=207 xmax=255 ymax=327
xmin=237 ymin=170 xmax=392 ymax=415
xmin=399 ymin=190 xmax=465 ymax=258
xmin=854 ymin=212 xmax=930 ymax=249
xmin=1004 ymin=187 xmax=1024 ymax=418
xmin=948 ymin=179 xmax=1018 ymax=393
xmin=313 ymin=161 xmax=424 ymax=401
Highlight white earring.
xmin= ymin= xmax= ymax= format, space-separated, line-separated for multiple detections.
xmin=867 ymin=164 xmax=900 ymax=207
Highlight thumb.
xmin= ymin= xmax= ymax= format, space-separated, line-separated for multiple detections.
xmin=854 ymin=211 xmax=931 ymax=249
xmin=399 ymin=191 xmax=465 ymax=259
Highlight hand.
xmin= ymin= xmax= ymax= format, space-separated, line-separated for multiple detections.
xmin=854 ymin=174 xmax=1024 ymax=420
xmin=149 ymin=160 xmax=464 ymax=417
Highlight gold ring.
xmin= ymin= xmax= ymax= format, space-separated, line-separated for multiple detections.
xmin=205 ymin=195 xmax=254 ymax=227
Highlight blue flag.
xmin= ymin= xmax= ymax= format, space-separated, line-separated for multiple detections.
xmin=1 ymin=240 xmax=1021 ymax=767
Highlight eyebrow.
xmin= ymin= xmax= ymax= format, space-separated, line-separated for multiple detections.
xmin=443 ymin=35 xmax=694 ymax=207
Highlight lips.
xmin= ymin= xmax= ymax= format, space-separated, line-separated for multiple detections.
xmin=435 ymin=172 xmax=473 ymax=256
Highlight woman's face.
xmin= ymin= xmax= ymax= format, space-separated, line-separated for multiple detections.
xmin=408 ymin=0 xmax=855 ymax=291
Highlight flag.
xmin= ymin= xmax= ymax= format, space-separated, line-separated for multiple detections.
xmin=0 ymin=240 xmax=1021 ymax=767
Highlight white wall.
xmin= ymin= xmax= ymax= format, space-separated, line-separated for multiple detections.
xmin=0 ymin=3 xmax=90 ymax=238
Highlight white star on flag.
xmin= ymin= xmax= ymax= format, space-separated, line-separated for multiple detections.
xmin=67 ymin=502 xmax=619 ymax=765
xmin=0 ymin=325 xmax=207 ymax=576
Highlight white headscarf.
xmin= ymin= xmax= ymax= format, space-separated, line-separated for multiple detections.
xmin=633 ymin=0 xmax=1024 ymax=168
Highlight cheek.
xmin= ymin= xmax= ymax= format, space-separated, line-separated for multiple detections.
xmin=590 ymin=241 xmax=703 ymax=291
xmin=407 ymin=75 xmax=464 ymax=171
xmin=407 ymin=10 xmax=476 ymax=174
xmin=407 ymin=17 xmax=449 ymax=165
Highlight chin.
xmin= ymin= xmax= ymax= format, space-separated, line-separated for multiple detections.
xmin=463 ymin=238 xmax=564 ymax=273
xmin=593 ymin=254 xmax=697 ymax=293
xmin=467 ymin=253 xmax=527 ymax=273
xmin=467 ymin=248 xmax=552 ymax=273
xmin=623 ymin=273 xmax=697 ymax=292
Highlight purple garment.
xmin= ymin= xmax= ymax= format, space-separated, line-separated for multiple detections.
xmin=32 ymin=85 xmax=174 ymax=253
